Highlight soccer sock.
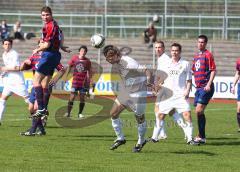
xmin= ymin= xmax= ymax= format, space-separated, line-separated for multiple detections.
xmin=237 ymin=113 xmax=240 ymax=128
xmin=43 ymin=87 xmax=51 ymax=110
xmin=137 ymin=120 xmax=147 ymax=145
xmin=172 ymin=112 xmax=186 ymax=138
xmin=29 ymin=118 xmax=39 ymax=134
xmin=78 ymin=102 xmax=85 ymax=114
xmin=197 ymin=114 xmax=206 ymax=138
xmin=159 ymin=120 xmax=166 ymax=138
xmin=34 ymin=86 xmax=44 ymax=110
xmin=111 ymin=118 xmax=124 ymax=141
xmin=67 ymin=101 xmax=74 ymax=115
xmin=184 ymin=121 xmax=193 ymax=142
xmin=0 ymin=99 xmax=6 ymax=121
xmin=152 ymin=118 xmax=164 ymax=140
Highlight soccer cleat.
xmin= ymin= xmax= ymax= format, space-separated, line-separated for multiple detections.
xmin=132 ymin=139 xmax=147 ymax=153
xmin=20 ymin=131 xmax=35 ymax=136
xmin=194 ymin=136 xmax=206 ymax=144
xmin=147 ymin=137 xmax=159 ymax=143
xmin=187 ymin=140 xmax=200 ymax=146
xmin=41 ymin=115 xmax=48 ymax=127
xmin=78 ymin=114 xmax=85 ymax=119
xmin=110 ymin=139 xmax=126 ymax=150
xmin=32 ymin=109 xmax=46 ymax=118
xmin=64 ymin=113 xmax=71 ymax=118
xmin=238 ymin=128 xmax=240 ymax=133
xmin=158 ymin=135 xmax=167 ymax=140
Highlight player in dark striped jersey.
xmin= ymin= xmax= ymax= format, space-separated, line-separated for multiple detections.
xmin=231 ymin=58 xmax=240 ymax=132
xmin=192 ymin=35 xmax=216 ymax=144
xmin=64 ymin=45 xmax=93 ymax=119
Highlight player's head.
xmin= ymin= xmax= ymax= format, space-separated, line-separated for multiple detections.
xmin=78 ymin=45 xmax=88 ymax=57
xmin=171 ymin=43 xmax=181 ymax=59
xmin=154 ymin=40 xmax=165 ymax=57
xmin=198 ymin=34 xmax=208 ymax=51
xmin=41 ymin=6 xmax=53 ymax=23
xmin=2 ymin=38 xmax=13 ymax=52
xmin=103 ymin=45 xmax=121 ymax=64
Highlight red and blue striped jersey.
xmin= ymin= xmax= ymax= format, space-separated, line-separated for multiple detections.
xmin=236 ymin=58 xmax=240 ymax=71
xmin=68 ymin=55 xmax=91 ymax=88
xmin=28 ymin=53 xmax=64 ymax=71
xmin=42 ymin=20 xmax=61 ymax=51
xmin=192 ymin=49 xmax=216 ymax=88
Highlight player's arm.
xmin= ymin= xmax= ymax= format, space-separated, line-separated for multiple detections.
xmin=184 ymin=79 xmax=192 ymax=99
xmin=33 ymin=41 xmax=50 ymax=54
xmin=49 ymin=67 xmax=66 ymax=86
xmin=231 ymin=71 xmax=240 ymax=94
xmin=0 ymin=65 xmax=21 ymax=72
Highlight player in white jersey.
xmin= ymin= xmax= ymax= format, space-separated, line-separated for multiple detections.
xmin=151 ymin=40 xmax=186 ymax=141
xmin=151 ymin=43 xmax=199 ymax=145
xmin=0 ymin=38 xmax=29 ymax=125
xmin=103 ymin=45 xmax=151 ymax=152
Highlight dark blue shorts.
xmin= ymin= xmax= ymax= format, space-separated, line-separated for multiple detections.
xmin=29 ymin=87 xmax=36 ymax=104
xmin=194 ymin=84 xmax=214 ymax=106
xmin=71 ymin=87 xmax=88 ymax=94
xmin=237 ymin=83 xmax=240 ymax=101
xmin=36 ymin=51 xmax=61 ymax=76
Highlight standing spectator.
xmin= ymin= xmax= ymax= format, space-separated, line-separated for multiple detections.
xmin=0 ymin=38 xmax=29 ymax=125
xmin=64 ymin=45 xmax=93 ymax=119
xmin=143 ymin=21 xmax=157 ymax=48
xmin=192 ymin=35 xmax=216 ymax=144
xmin=0 ymin=20 xmax=10 ymax=40
xmin=231 ymin=58 xmax=240 ymax=132
xmin=13 ymin=21 xmax=24 ymax=41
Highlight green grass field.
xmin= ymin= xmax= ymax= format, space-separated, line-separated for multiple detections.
xmin=0 ymin=96 xmax=239 ymax=172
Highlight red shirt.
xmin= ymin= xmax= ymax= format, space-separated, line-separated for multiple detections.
xmin=42 ymin=20 xmax=61 ymax=51
xmin=192 ymin=49 xmax=216 ymax=88
xmin=68 ymin=55 xmax=91 ymax=88
xmin=236 ymin=58 xmax=240 ymax=71
xmin=28 ymin=53 xmax=64 ymax=71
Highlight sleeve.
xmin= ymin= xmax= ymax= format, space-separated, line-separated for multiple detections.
xmin=68 ymin=56 xmax=75 ymax=66
xmin=56 ymin=63 xmax=65 ymax=71
xmin=236 ymin=59 xmax=240 ymax=71
xmin=43 ymin=22 xmax=54 ymax=42
xmin=207 ymin=53 xmax=216 ymax=71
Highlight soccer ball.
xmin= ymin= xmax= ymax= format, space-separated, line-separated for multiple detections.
xmin=153 ymin=14 xmax=159 ymax=23
xmin=90 ymin=34 xmax=105 ymax=48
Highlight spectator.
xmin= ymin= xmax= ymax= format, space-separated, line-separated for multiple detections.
xmin=143 ymin=21 xmax=157 ymax=48
xmin=13 ymin=21 xmax=24 ymax=41
xmin=0 ymin=20 xmax=10 ymax=40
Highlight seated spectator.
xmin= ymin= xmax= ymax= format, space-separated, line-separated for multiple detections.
xmin=143 ymin=21 xmax=157 ymax=48
xmin=0 ymin=20 xmax=10 ymax=40
xmin=13 ymin=21 xmax=24 ymax=41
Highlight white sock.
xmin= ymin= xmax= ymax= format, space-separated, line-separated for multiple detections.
xmin=0 ymin=99 xmax=6 ymax=121
xmin=137 ymin=120 xmax=147 ymax=145
xmin=151 ymin=118 xmax=164 ymax=140
xmin=111 ymin=118 xmax=124 ymax=141
xmin=172 ymin=112 xmax=188 ymax=139
xmin=184 ymin=121 xmax=193 ymax=142
xmin=159 ymin=120 xmax=167 ymax=138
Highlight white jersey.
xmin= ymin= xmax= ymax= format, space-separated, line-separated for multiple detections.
xmin=162 ymin=58 xmax=192 ymax=97
xmin=2 ymin=49 xmax=25 ymax=85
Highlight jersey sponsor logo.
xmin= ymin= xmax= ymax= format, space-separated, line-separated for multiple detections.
xmin=194 ymin=59 xmax=201 ymax=71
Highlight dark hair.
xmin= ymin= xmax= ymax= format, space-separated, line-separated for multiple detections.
xmin=41 ymin=6 xmax=52 ymax=15
xmin=198 ymin=34 xmax=208 ymax=43
xmin=171 ymin=42 xmax=182 ymax=52
xmin=2 ymin=38 xmax=13 ymax=45
xmin=78 ymin=45 xmax=88 ymax=53
xmin=103 ymin=45 xmax=120 ymax=57
xmin=155 ymin=40 xmax=165 ymax=48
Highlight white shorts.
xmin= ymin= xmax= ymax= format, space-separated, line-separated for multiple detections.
xmin=156 ymin=95 xmax=191 ymax=114
xmin=2 ymin=83 xmax=29 ymax=99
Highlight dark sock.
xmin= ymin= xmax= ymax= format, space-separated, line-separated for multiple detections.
xmin=78 ymin=102 xmax=85 ymax=114
xmin=237 ymin=113 xmax=240 ymax=128
xmin=29 ymin=118 xmax=39 ymax=133
xmin=67 ymin=101 xmax=73 ymax=115
xmin=43 ymin=87 xmax=51 ymax=110
xmin=197 ymin=114 xmax=206 ymax=138
xmin=34 ymin=86 xmax=44 ymax=110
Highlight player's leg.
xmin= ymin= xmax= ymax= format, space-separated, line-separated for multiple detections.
xmin=66 ymin=91 xmax=77 ymax=117
xmin=109 ymin=99 xmax=126 ymax=150
xmin=78 ymin=89 xmax=86 ymax=118
xmin=42 ymin=75 xmax=52 ymax=111
xmin=236 ymin=83 xmax=240 ymax=132
xmin=0 ymin=87 xmax=11 ymax=124
xmin=156 ymin=104 xmax=167 ymax=140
